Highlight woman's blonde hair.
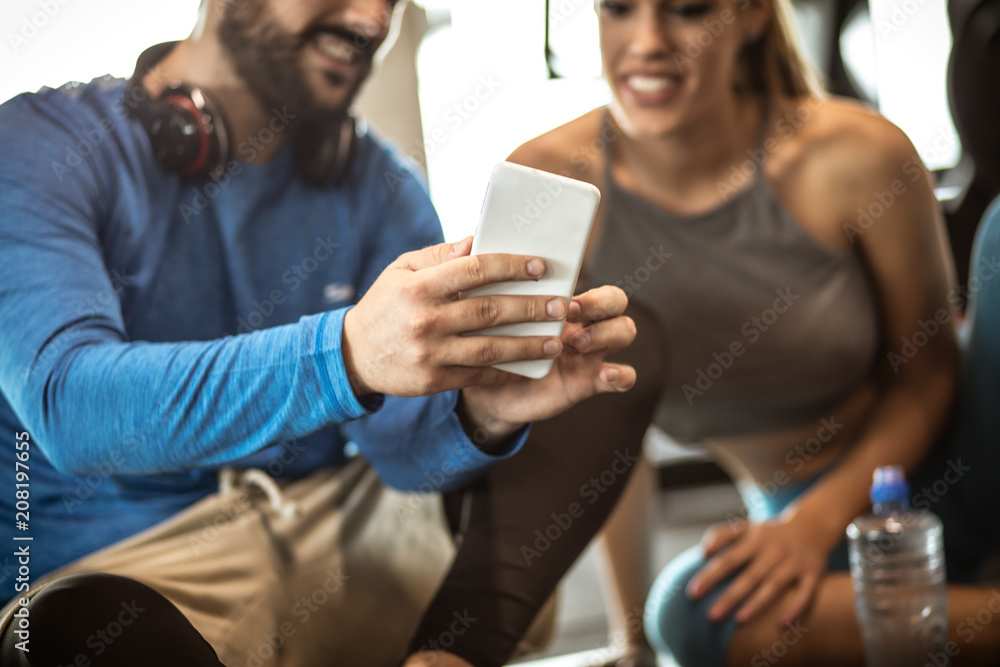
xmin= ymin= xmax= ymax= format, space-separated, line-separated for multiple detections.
xmin=736 ymin=0 xmax=825 ymax=98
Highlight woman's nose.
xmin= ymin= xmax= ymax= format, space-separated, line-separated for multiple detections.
xmin=627 ymin=16 xmax=673 ymax=59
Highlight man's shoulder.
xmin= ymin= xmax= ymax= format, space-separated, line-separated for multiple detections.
xmin=0 ymin=76 xmax=135 ymax=185
xmin=0 ymin=76 xmax=129 ymax=134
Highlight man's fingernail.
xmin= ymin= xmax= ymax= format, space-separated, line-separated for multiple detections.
xmin=602 ymin=367 xmax=619 ymax=383
xmin=527 ymin=259 xmax=545 ymax=277
xmin=546 ymin=299 xmax=566 ymax=318
xmin=574 ymin=331 xmax=591 ymax=349
xmin=543 ymin=339 xmax=561 ymax=356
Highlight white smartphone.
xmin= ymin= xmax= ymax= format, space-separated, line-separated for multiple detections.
xmin=460 ymin=161 xmax=601 ymax=379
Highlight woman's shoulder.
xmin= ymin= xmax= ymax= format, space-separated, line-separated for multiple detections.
xmin=780 ymin=95 xmax=921 ymax=180
xmin=770 ymin=95 xmax=928 ymax=221
xmin=506 ymin=107 xmax=607 ymax=186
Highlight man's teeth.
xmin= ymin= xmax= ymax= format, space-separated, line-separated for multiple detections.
xmin=315 ymin=33 xmax=356 ymax=63
xmin=627 ymin=75 xmax=676 ymax=94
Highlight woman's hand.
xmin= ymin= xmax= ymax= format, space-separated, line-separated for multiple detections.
xmin=686 ymin=512 xmax=837 ymax=625
xmin=459 ymin=284 xmax=637 ymax=432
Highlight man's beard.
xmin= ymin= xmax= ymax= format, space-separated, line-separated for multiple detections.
xmin=216 ymin=0 xmax=368 ymax=125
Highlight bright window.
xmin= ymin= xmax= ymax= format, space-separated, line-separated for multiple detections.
xmin=1 ymin=1 xmax=201 ymax=105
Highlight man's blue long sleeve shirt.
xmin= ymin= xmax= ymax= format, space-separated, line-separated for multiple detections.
xmin=0 ymin=78 xmax=525 ymax=587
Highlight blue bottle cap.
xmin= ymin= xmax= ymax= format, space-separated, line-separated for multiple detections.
xmin=870 ymin=465 xmax=910 ymax=505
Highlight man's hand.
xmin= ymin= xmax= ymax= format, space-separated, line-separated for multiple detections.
xmin=342 ymin=236 xmax=636 ymax=440
xmin=342 ymin=236 xmax=582 ymax=396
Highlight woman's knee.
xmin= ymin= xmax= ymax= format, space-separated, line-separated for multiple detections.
xmin=2 ymin=572 xmax=223 ymax=666
xmin=1 ymin=573 xmax=141 ymax=665
xmin=644 ymin=546 xmax=736 ymax=667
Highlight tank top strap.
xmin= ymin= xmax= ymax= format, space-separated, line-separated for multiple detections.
xmin=601 ymin=107 xmax=616 ymax=188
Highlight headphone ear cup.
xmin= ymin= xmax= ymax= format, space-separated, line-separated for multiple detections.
xmin=126 ymin=44 xmax=230 ymax=180
xmin=143 ymin=99 xmax=208 ymax=175
xmin=295 ymin=113 xmax=359 ymax=187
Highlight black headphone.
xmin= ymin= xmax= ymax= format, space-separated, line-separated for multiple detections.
xmin=124 ymin=41 xmax=359 ymax=186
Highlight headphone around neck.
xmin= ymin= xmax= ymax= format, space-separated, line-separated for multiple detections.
xmin=125 ymin=41 xmax=359 ymax=186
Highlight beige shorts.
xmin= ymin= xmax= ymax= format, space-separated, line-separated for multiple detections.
xmin=0 ymin=458 xmax=554 ymax=666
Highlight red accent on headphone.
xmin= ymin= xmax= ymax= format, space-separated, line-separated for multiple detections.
xmin=164 ymin=93 xmax=211 ymax=178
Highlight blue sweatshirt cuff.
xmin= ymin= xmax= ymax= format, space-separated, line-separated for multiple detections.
xmin=441 ymin=390 xmax=531 ymax=467
xmin=315 ymin=308 xmax=385 ymax=422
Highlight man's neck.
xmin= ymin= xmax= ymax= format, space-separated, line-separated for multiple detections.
xmin=141 ymin=37 xmax=287 ymax=164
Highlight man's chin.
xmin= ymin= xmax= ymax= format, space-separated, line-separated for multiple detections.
xmin=296 ymin=75 xmax=365 ymax=121
xmin=294 ymin=99 xmax=353 ymax=126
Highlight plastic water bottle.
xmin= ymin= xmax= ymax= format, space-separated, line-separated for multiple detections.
xmin=846 ymin=466 xmax=948 ymax=666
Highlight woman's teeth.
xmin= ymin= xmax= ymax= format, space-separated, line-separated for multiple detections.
xmin=627 ymin=75 xmax=676 ymax=94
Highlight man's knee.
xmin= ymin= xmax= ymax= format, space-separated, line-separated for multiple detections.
xmin=644 ymin=546 xmax=733 ymax=667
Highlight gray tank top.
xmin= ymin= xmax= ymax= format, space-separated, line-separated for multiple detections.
xmin=584 ymin=112 xmax=881 ymax=443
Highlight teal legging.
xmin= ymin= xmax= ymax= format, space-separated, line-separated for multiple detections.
xmin=644 ymin=197 xmax=1000 ymax=667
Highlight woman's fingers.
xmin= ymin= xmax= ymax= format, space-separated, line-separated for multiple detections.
xmin=701 ymin=521 xmax=747 ymax=558
xmin=781 ymin=571 xmax=821 ymax=625
xmin=567 ymin=315 xmax=636 ymax=353
xmin=733 ymin=562 xmax=799 ymax=623
xmin=688 ymin=534 xmax=754 ymax=600
xmin=705 ymin=549 xmax=783 ymax=621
